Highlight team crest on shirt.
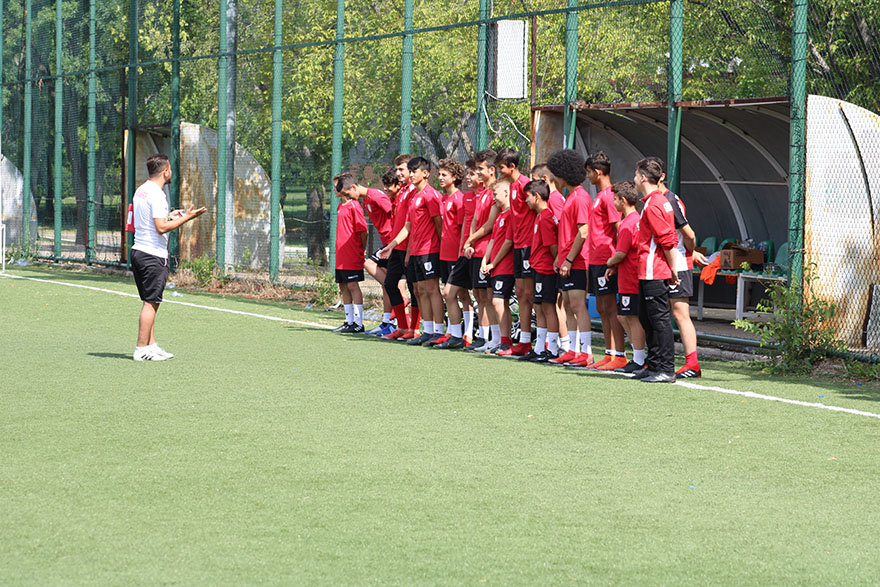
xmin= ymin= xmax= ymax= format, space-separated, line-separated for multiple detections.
xmin=523 ymin=260 xmax=530 ymax=269
xmin=416 ymin=197 xmax=422 ymax=206
xmin=663 ymin=202 xmax=673 ymax=212
xmin=495 ymin=280 xmax=503 ymax=290
xmin=424 ymin=261 xmax=432 ymax=272
xmin=534 ymin=224 xmax=538 ymax=233
xmin=598 ymin=276 xmax=606 ymax=287
xmin=621 ymin=295 xmax=630 ymax=307
xmin=367 ymin=204 xmax=372 ymax=213
xmin=499 ymin=219 xmax=505 ymax=227
xmin=446 ymin=202 xmax=453 ymax=211
xmin=536 ymin=282 xmax=543 ymax=293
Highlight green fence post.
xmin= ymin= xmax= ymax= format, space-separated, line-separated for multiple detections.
xmin=475 ymin=0 xmax=488 ymax=151
xmin=126 ymin=0 xmax=138 ymax=269
xmin=563 ymin=0 xmax=578 ymax=149
xmin=22 ymin=0 xmax=32 ymax=250
xmin=53 ymin=0 xmax=63 ymax=260
xmin=169 ymin=0 xmax=181 ymax=269
xmin=216 ymin=0 xmax=228 ymax=268
xmin=87 ymin=0 xmax=97 ymax=264
xmin=0 ymin=0 xmax=3 ymax=164
xmin=329 ymin=0 xmax=344 ymax=272
xmin=789 ymin=0 xmax=807 ymax=289
xmin=667 ymin=0 xmax=683 ymax=195
xmin=269 ymin=0 xmax=283 ymax=279
xmin=399 ymin=0 xmax=414 ymax=155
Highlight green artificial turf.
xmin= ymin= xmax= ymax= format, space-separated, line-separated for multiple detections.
xmin=2 ymin=266 xmax=880 ymax=584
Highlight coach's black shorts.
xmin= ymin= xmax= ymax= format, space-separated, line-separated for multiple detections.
xmin=411 ymin=252 xmax=441 ymax=282
xmin=514 ymin=247 xmax=534 ymax=279
xmin=368 ymin=246 xmax=389 ymax=269
xmin=470 ymin=256 xmax=490 ymax=289
xmin=491 ymin=274 xmax=515 ymax=299
xmin=335 ymin=269 xmax=364 ymax=284
xmin=667 ymin=269 xmax=693 ymax=299
xmin=533 ymin=271 xmax=558 ymax=305
xmin=448 ymin=256 xmax=472 ymax=289
xmin=131 ymin=249 xmax=169 ymax=304
xmin=617 ymin=292 xmax=640 ymax=316
xmin=559 ymin=268 xmax=588 ymax=292
xmin=589 ymin=264 xmax=617 ymax=296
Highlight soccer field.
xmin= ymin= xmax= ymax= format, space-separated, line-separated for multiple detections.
xmin=2 ymin=266 xmax=880 ymax=584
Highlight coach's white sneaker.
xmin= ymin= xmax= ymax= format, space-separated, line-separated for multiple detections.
xmin=149 ymin=344 xmax=174 ymax=359
xmin=133 ymin=346 xmax=170 ymax=361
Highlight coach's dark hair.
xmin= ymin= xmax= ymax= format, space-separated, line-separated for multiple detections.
xmin=546 ymin=149 xmax=587 ymax=187
xmin=333 ymin=172 xmax=356 ymax=193
xmin=407 ymin=156 xmax=431 ymax=173
xmin=612 ymin=180 xmax=639 ymax=207
xmin=474 ymin=149 xmax=497 ymax=168
xmin=438 ymin=158 xmax=465 ymax=186
xmin=524 ymin=179 xmax=550 ymax=202
xmin=496 ymin=147 xmax=520 ymax=168
xmin=635 ymin=158 xmax=664 ymax=184
xmin=146 ymin=153 xmax=170 ymax=177
xmin=585 ymin=151 xmax=611 ymax=176
xmin=393 ymin=153 xmax=411 ymax=167
xmin=381 ymin=168 xmax=399 ymax=187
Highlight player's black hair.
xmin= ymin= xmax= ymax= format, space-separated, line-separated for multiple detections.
xmin=585 ymin=151 xmax=611 ymax=175
xmin=611 ymin=180 xmax=639 ymax=206
xmin=438 ymin=158 xmax=465 ymax=186
xmin=146 ymin=153 xmax=170 ymax=177
xmin=546 ymin=149 xmax=587 ymax=187
xmin=333 ymin=172 xmax=356 ymax=193
xmin=393 ymin=153 xmax=411 ymax=167
xmin=464 ymin=158 xmax=476 ymax=170
xmin=643 ymin=155 xmax=666 ymax=173
xmin=523 ymin=179 xmax=550 ymax=202
xmin=635 ymin=158 xmax=664 ymax=184
xmin=474 ymin=149 xmax=497 ymax=168
xmin=381 ymin=168 xmax=399 ymax=187
xmin=496 ymin=147 xmax=520 ymax=168
xmin=407 ymin=156 xmax=431 ymax=172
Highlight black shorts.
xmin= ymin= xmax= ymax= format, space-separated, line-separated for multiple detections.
xmin=131 ymin=249 xmax=169 ymax=304
xmin=406 ymin=256 xmax=417 ymax=283
xmin=470 ymin=257 xmax=490 ymax=289
xmin=667 ymin=269 xmax=693 ymax=299
xmin=559 ymin=268 xmax=588 ymax=291
xmin=335 ymin=269 xmax=364 ymax=284
xmin=411 ymin=252 xmax=441 ymax=282
xmin=514 ymin=247 xmax=534 ymax=279
xmin=367 ymin=247 xmax=388 ymax=269
xmin=440 ymin=259 xmax=456 ymax=284
xmin=448 ymin=256 xmax=472 ymax=290
xmin=491 ymin=274 xmax=515 ymax=299
xmin=617 ymin=292 xmax=640 ymax=316
xmin=533 ymin=271 xmax=558 ymax=305
xmin=589 ymin=264 xmax=617 ymax=296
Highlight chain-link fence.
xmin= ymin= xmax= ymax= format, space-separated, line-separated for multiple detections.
xmin=2 ymin=0 xmax=880 ymax=352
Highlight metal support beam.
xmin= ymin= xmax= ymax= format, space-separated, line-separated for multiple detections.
xmin=667 ymin=0 xmax=683 ymax=194
xmin=563 ymin=0 xmax=578 ymax=149
xmin=788 ymin=0 xmax=808 ymax=288
xmin=329 ymin=0 xmax=345 ymax=272
xmin=87 ymin=0 xmax=97 ymax=264
xmin=269 ymin=0 xmax=283 ymax=279
xmin=126 ymin=0 xmax=138 ymax=269
xmin=54 ymin=0 xmax=63 ymax=260
xmin=475 ymin=0 xmax=489 ymax=151
xmin=399 ymin=0 xmax=414 ymax=154
xmin=22 ymin=0 xmax=33 ymax=250
xmin=216 ymin=0 xmax=229 ymax=267
xmin=169 ymin=0 xmax=181 ymax=268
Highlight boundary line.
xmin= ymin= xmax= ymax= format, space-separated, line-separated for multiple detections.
xmin=3 ymin=272 xmax=879 ymax=421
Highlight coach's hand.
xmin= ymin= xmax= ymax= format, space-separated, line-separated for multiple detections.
xmin=604 ymin=266 xmax=617 ymax=280
xmin=666 ymin=274 xmax=681 ymax=288
xmin=184 ymin=204 xmax=208 ymax=219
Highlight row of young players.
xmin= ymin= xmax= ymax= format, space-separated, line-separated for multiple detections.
xmin=331 ymin=148 xmax=704 ymax=381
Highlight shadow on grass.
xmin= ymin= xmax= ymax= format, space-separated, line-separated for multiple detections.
xmin=87 ymin=352 xmax=132 ymax=360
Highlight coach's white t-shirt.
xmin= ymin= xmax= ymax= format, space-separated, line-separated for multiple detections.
xmin=132 ymin=180 xmax=170 ymax=259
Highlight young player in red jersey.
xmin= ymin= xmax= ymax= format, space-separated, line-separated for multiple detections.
xmin=546 ymin=149 xmax=594 ymax=367
xmin=380 ymin=154 xmax=419 ymax=340
xmin=357 ymin=168 xmax=405 ymax=336
xmin=633 ymin=158 xmax=682 ymax=383
xmin=531 ymin=163 xmax=569 ymax=354
xmin=604 ymin=181 xmax=647 ymax=373
xmin=480 ymin=179 xmax=515 ymax=354
xmin=463 ymin=149 xmax=501 ymax=352
xmin=429 ymin=158 xmax=472 ymax=349
xmin=523 ymin=179 xmax=561 ymax=362
xmin=496 ymin=148 xmax=534 ymax=356
xmin=584 ymin=152 xmax=627 ymax=370
xmin=332 ymin=173 xmax=368 ymax=333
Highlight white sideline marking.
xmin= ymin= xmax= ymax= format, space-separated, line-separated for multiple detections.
xmin=3 ymin=272 xmax=879 ymax=421
xmin=0 ymin=273 xmax=333 ymax=330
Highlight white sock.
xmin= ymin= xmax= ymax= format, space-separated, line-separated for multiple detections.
xmin=383 ymin=312 xmax=392 ymax=323
xmin=520 ymin=329 xmax=531 ymax=344
xmin=579 ymin=330 xmax=592 ymax=356
xmin=548 ymin=332 xmax=559 ymax=354
xmin=535 ymin=327 xmax=547 ymax=351
xmin=560 ymin=335 xmax=570 ymax=352
xmin=479 ymin=325 xmax=489 ymax=340
xmin=573 ymin=330 xmax=581 ymax=353
xmin=435 ymin=322 xmax=445 ymax=335
xmin=353 ymin=304 xmax=364 ymax=326
xmin=633 ymin=348 xmax=646 ymax=365
xmin=463 ymin=310 xmax=474 ymax=338
xmin=424 ymin=320 xmax=435 ymax=335
xmin=490 ymin=324 xmax=502 ymax=344
xmin=344 ymin=304 xmax=354 ymax=324
xmin=450 ymin=323 xmax=463 ymax=338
